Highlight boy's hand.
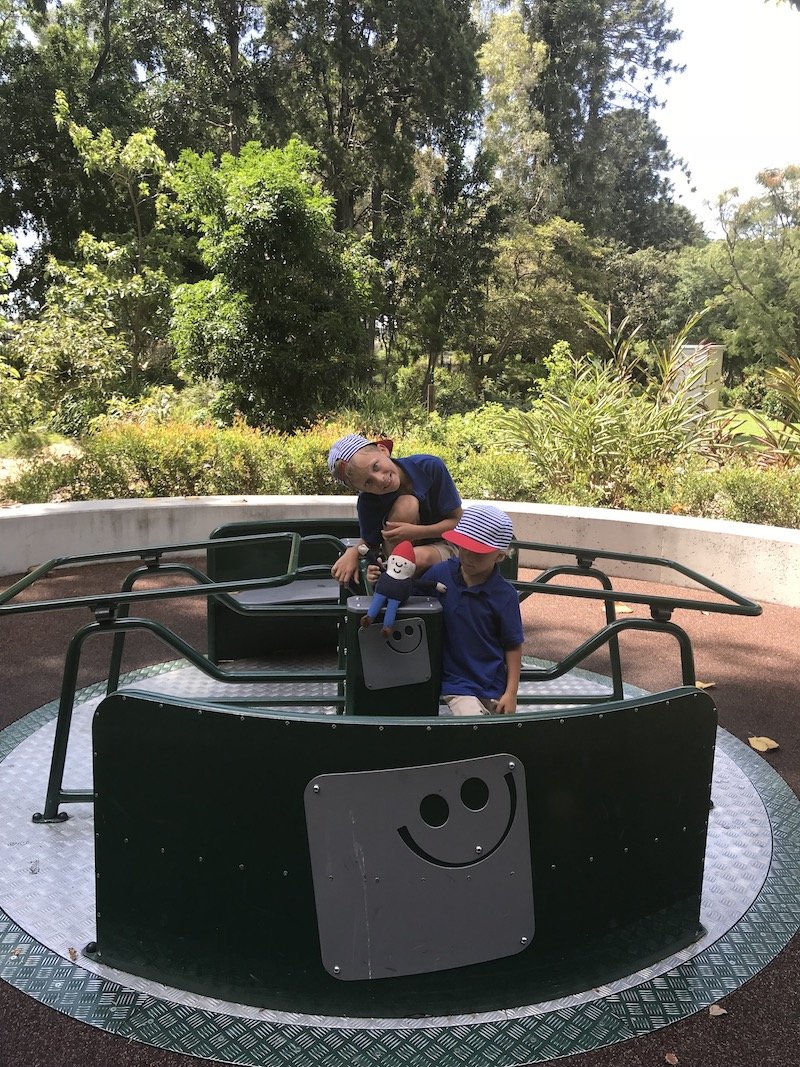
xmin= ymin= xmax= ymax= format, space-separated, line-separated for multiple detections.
xmin=331 ymin=546 xmax=360 ymax=584
xmin=493 ymin=692 xmax=517 ymax=715
xmin=381 ymin=520 xmax=422 ymax=544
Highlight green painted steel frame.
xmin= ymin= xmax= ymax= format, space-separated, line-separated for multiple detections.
xmin=206 ymin=518 xmax=361 ymax=660
xmin=0 ymin=526 xmax=762 ymax=823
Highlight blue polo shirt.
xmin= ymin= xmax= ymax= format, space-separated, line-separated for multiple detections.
xmin=423 ymin=557 xmax=524 ymax=699
xmin=356 ymin=454 xmax=461 ymax=548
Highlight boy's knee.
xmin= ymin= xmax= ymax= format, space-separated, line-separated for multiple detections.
xmin=387 ymin=493 xmax=420 ymax=524
xmin=412 ymin=544 xmax=442 ymax=574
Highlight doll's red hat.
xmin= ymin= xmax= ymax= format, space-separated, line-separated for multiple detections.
xmin=388 ymin=540 xmax=415 ymax=563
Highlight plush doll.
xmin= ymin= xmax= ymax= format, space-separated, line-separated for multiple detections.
xmin=360 ymin=540 xmax=446 ymax=637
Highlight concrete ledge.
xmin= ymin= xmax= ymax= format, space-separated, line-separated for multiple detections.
xmin=2 ymin=496 xmax=799 ymax=607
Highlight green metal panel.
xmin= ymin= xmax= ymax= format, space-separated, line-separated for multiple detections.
xmin=206 ymin=519 xmax=359 ymax=661
xmin=91 ymin=686 xmax=716 ymax=1017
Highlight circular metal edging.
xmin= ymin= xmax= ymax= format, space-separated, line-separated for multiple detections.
xmin=1 ymin=663 xmax=799 ymax=1067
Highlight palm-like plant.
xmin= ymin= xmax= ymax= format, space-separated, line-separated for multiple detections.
xmin=732 ymin=352 xmax=800 ymax=468
xmin=496 ymin=302 xmax=730 ymax=505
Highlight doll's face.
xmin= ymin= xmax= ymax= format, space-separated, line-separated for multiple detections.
xmin=386 ymin=552 xmax=416 ymax=580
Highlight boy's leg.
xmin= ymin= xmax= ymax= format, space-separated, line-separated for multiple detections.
xmin=383 ymin=494 xmax=420 ymax=552
xmin=443 ymin=695 xmax=497 ymax=717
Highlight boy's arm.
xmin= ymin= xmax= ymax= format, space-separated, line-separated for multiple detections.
xmin=381 ymin=505 xmax=463 ymax=546
xmin=494 ymin=645 xmax=522 ymax=715
xmin=331 ymin=544 xmax=363 ymax=584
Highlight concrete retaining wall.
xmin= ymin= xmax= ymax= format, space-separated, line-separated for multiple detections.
xmin=2 ymin=496 xmax=799 ymax=607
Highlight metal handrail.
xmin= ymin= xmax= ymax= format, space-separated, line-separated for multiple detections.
xmin=32 ymin=614 xmax=347 ymax=824
xmin=511 ymin=539 xmax=762 ymax=617
xmin=7 ymin=528 xmax=760 ymax=824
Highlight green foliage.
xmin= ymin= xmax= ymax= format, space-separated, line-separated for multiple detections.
xmin=169 ymin=140 xmax=378 ymax=430
xmin=482 ymin=217 xmax=603 ymax=369
xmin=3 ymin=310 xmax=130 ymax=436
xmin=494 ymin=307 xmax=724 ymax=507
xmin=728 ymin=353 xmax=800 ymax=467
xmin=259 ymin=0 xmax=483 ymax=233
xmin=527 ymin=0 xmax=687 ymax=248
xmin=5 ymin=408 xmax=800 ymax=529
xmin=5 ymin=421 xmax=335 ymax=502
xmin=388 ymin=144 xmax=504 ymax=396
xmin=627 ymin=458 xmax=800 ymax=528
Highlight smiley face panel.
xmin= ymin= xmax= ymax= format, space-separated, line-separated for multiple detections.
xmin=397 ymin=763 xmax=517 ymax=867
xmin=305 ymin=754 xmax=534 ymax=980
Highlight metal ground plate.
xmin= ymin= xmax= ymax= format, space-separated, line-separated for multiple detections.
xmin=1 ymin=660 xmax=799 ymax=1065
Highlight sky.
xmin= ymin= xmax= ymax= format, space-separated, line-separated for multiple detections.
xmin=656 ymin=0 xmax=800 ymax=234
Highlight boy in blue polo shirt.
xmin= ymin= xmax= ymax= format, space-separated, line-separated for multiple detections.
xmin=327 ymin=434 xmax=463 ymax=584
xmin=422 ymin=504 xmax=523 ymax=716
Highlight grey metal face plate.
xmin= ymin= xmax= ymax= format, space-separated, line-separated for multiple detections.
xmin=358 ymin=617 xmax=432 ymax=689
xmin=1 ymin=661 xmax=799 ymax=1066
xmin=305 ymin=754 xmax=533 ymax=979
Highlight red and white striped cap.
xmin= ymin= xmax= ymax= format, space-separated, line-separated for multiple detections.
xmin=327 ymin=434 xmax=394 ymax=484
xmin=443 ymin=504 xmax=514 ymax=554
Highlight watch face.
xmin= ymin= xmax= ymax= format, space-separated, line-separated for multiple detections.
xmin=304 ymin=753 xmax=534 ymax=980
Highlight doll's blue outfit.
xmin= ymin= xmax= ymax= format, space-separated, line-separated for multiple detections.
xmin=363 ymin=572 xmax=415 ymax=630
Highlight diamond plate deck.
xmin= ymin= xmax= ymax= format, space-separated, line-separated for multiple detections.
xmin=1 ymin=659 xmax=799 ymax=1066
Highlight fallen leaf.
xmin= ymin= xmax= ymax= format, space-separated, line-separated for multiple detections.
xmin=665 ymin=1054 xmax=679 ymax=1065
xmin=708 ymin=1004 xmax=728 ymax=1016
xmin=10 ymin=946 xmax=23 ymax=957
xmin=68 ymin=946 xmax=78 ymax=961
xmin=748 ymin=736 xmax=780 ymax=753
xmin=696 ymin=680 xmax=716 ymax=690
xmin=614 ymin=602 xmax=634 ymax=614
xmin=700 ymin=610 xmax=710 ymax=616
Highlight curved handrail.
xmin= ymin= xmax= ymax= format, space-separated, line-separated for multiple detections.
xmin=32 ymin=613 xmax=348 ymax=824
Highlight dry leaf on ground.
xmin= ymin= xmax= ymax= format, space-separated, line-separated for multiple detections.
xmin=696 ymin=680 xmax=716 ymax=690
xmin=708 ymin=1004 xmax=728 ymax=1016
xmin=665 ymin=1054 xmax=679 ymax=1065
xmin=68 ymin=946 xmax=78 ymax=961
xmin=748 ymin=736 xmax=780 ymax=753
xmin=613 ymin=603 xmax=634 ymax=614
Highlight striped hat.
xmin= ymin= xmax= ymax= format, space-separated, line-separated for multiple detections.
xmin=328 ymin=434 xmax=393 ymax=484
xmin=443 ymin=504 xmax=514 ymax=554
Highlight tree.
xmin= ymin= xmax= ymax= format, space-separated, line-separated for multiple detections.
xmin=713 ymin=167 xmax=800 ymax=368
xmin=481 ymin=215 xmax=603 ymax=374
xmin=115 ymin=0 xmax=267 ymax=157
xmin=386 ymin=144 xmax=504 ymax=399
xmin=526 ymin=0 xmax=687 ymax=245
xmin=478 ymin=6 xmax=558 ymax=220
xmin=50 ymin=93 xmax=175 ymax=390
xmin=579 ymin=108 xmax=703 ymax=249
xmin=0 ymin=0 xmax=145 ymax=303
xmin=169 ymin=140 xmax=378 ymax=430
xmin=256 ymin=0 xmax=484 ymax=235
